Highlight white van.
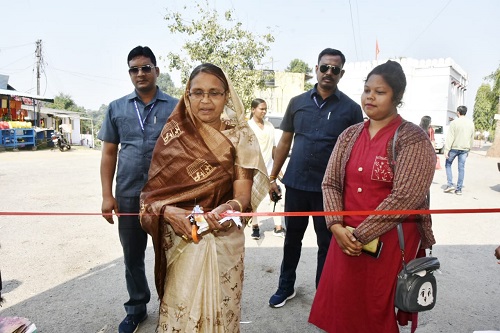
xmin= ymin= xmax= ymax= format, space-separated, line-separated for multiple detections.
xmin=432 ymin=125 xmax=446 ymax=154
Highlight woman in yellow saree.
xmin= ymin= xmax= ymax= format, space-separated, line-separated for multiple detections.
xmin=140 ymin=63 xmax=268 ymax=333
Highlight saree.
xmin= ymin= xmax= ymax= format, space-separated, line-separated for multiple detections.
xmin=140 ymin=69 xmax=268 ymax=333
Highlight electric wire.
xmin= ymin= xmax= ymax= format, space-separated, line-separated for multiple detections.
xmin=0 ymin=42 xmax=34 ymax=50
xmin=348 ymin=0 xmax=359 ymax=60
xmin=401 ymin=0 xmax=453 ymax=54
xmin=0 ymin=53 xmax=36 ymax=70
xmin=355 ymin=0 xmax=363 ymax=60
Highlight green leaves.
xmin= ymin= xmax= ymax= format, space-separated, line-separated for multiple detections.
xmin=474 ymin=65 xmax=500 ymax=134
xmin=286 ymin=59 xmax=313 ymax=92
xmin=47 ymin=93 xmax=84 ymax=113
xmin=164 ymin=0 xmax=274 ymax=111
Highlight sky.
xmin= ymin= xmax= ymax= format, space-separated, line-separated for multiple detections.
xmin=1 ymin=0 xmax=499 ymax=111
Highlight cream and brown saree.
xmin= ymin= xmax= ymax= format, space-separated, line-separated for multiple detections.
xmin=140 ymin=69 xmax=268 ymax=333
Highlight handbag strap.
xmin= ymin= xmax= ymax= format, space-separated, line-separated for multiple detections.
xmin=392 ymin=123 xmax=433 ymax=269
xmin=392 ymin=126 xmax=408 ymax=267
xmin=397 ymin=223 xmax=407 ymax=268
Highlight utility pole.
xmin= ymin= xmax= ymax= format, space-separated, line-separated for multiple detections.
xmin=35 ymin=39 xmax=42 ymax=126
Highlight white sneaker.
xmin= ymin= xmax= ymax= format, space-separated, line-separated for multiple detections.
xmin=444 ymin=186 xmax=455 ymax=193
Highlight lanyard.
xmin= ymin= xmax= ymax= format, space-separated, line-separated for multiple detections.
xmin=313 ymin=95 xmax=333 ymax=120
xmin=134 ymin=100 xmax=155 ymax=132
xmin=313 ymin=95 xmax=327 ymax=109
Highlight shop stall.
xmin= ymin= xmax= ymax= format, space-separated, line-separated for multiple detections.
xmin=0 ymin=88 xmax=54 ymax=150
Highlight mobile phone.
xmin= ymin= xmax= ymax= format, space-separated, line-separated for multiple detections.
xmin=345 ymin=226 xmax=383 ymax=259
xmin=363 ymin=241 xmax=383 ymax=259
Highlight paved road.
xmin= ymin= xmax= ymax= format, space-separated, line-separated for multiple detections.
xmin=0 ymin=145 xmax=499 ymax=332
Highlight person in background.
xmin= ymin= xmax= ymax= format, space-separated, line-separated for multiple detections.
xmin=443 ymin=105 xmax=475 ymax=195
xmin=420 ymin=115 xmax=441 ymax=169
xmin=309 ymin=60 xmax=436 ymax=333
xmin=98 ymin=46 xmax=178 ymax=333
xmin=495 ymin=245 xmax=500 ymax=263
xmin=247 ymin=98 xmax=285 ymax=239
xmin=267 ymin=48 xmax=364 ymax=308
xmin=419 ymin=115 xmax=435 ymax=144
xmin=140 ymin=63 xmax=268 ymax=332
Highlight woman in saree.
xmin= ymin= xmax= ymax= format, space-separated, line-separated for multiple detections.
xmin=140 ymin=63 xmax=268 ymax=333
xmin=309 ymin=61 xmax=436 ymax=333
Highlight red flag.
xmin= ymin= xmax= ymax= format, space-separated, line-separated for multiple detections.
xmin=375 ymin=40 xmax=380 ymax=60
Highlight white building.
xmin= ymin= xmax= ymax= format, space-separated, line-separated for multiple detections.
xmin=340 ymin=57 xmax=468 ymax=127
xmin=254 ymin=71 xmax=305 ymax=114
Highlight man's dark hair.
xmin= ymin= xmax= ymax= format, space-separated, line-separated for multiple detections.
xmin=457 ymin=105 xmax=467 ymax=115
xmin=317 ymin=48 xmax=346 ymax=66
xmin=127 ymin=46 xmax=157 ymax=66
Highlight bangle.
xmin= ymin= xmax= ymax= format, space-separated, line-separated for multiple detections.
xmin=226 ymin=199 xmax=243 ymax=212
xmin=269 ymin=175 xmax=278 ymax=180
xmin=225 ymin=220 xmax=233 ymax=230
xmin=270 ymin=179 xmax=276 ymax=184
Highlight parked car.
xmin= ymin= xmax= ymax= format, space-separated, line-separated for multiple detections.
xmin=432 ymin=125 xmax=446 ymax=154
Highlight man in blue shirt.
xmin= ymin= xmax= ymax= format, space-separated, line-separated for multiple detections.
xmin=98 ymin=46 xmax=178 ymax=333
xmin=268 ymin=48 xmax=363 ymax=308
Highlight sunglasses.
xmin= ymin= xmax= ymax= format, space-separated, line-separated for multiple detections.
xmin=319 ymin=64 xmax=342 ymax=75
xmin=128 ymin=65 xmax=156 ymax=75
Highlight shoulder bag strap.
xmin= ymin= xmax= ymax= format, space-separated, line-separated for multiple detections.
xmin=392 ymin=125 xmax=408 ymax=269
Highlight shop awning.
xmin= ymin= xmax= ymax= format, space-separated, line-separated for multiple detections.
xmin=0 ymin=88 xmax=54 ymax=102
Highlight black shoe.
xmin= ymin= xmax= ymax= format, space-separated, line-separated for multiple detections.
xmin=118 ymin=312 xmax=148 ymax=333
xmin=273 ymin=227 xmax=285 ymax=238
xmin=269 ymin=289 xmax=296 ymax=308
xmin=251 ymin=227 xmax=260 ymax=240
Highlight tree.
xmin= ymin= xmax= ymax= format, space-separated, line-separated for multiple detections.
xmin=477 ymin=64 xmax=500 ymax=157
xmin=46 ymin=93 xmax=85 ymax=113
xmin=286 ymin=59 xmax=314 ymax=91
xmin=157 ymin=73 xmax=183 ymax=98
xmin=84 ymin=104 xmax=107 ymax=139
xmin=473 ymin=65 xmax=500 ymax=134
xmin=486 ymin=66 xmax=500 ymax=120
xmin=473 ymin=84 xmax=494 ymax=131
xmin=165 ymin=1 xmax=274 ymax=110
xmin=286 ymin=59 xmax=312 ymax=74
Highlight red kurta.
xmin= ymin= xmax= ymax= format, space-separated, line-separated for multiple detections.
xmin=309 ymin=118 xmax=421 ymax=333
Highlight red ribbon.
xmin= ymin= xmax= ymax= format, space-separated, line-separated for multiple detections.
xmin=1 ymin=207 xmax=500 ymax=217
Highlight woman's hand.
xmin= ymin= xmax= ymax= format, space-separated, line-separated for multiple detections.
xmin=330 ymin=224 xmax=363 ymax=257
xmin=205 ymin=203 xmax=232 ymax=230
xmin=163 ymin=206 xmax=193 ymax=240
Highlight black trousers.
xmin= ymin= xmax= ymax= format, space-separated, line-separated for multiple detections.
xmin=117 ymin=196 xmax=151 ymax=315
xmin=277 ymin=187 xmax=332 ymax=292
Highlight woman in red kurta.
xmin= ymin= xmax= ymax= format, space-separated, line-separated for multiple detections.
xmin=309 ymin=61 xmax=436 ymax=333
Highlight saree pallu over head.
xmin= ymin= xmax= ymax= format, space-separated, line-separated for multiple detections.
xmin=140 ymin=69 xmax=269 ymax=299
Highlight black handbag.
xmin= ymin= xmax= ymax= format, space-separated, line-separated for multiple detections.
xmin=394 ymin=224 xmax=440 ymax=312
